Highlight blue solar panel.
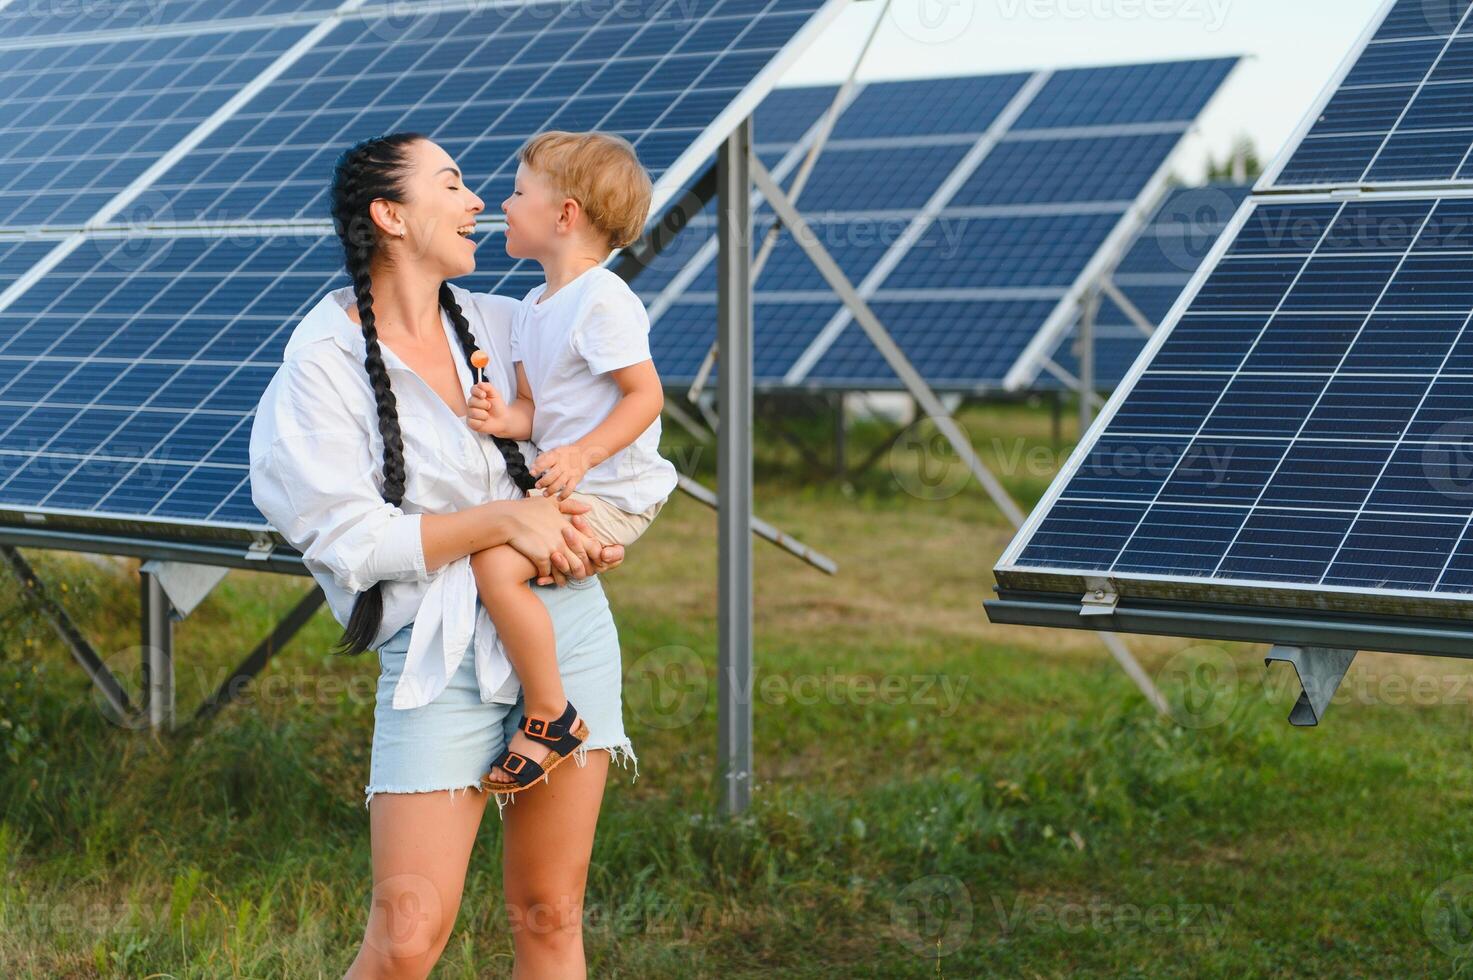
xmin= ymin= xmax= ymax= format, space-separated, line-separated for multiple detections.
xmin=1011 ymin=59 xmax=1237 ymax=130
xmin=1271 ymin=0 xmax=1473 ymax=187
xmin=1043 ymin=182 xmax=1252 ymax=390
xmin=997 ymin=192 xmax=1473 ymax=620
xmin=0 ymin=231 xmax=543 ymax=529
xmin=0 ymin=0 xmax=337 ymax=38
xmin=128 ymin=0 xmax=830 ymax=226
xmin=0 ymin=27 xmax=310 ymax=226
xmin=639 ymin=60 xmax=1237 ymax=390
xmin=0 ymin=239 xmax=66 ymax=294
xmin=0 ymin=0 xmax=840 ymax=533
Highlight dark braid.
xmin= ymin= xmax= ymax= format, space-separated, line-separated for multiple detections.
xmin=325 ymin=132 xmax=534 ymax=657
xmin=437 ymin=282 xmax=539 ymax=493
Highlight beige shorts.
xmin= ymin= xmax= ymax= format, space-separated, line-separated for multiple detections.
xmin=530 ymin=488 xmax=665 ymax=547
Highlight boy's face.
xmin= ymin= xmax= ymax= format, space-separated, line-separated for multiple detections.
xmin=501 ymin=161 xmax=563 ymax=260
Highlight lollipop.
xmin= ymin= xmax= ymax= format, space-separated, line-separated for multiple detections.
xmin=470 ymin=348 xmax=489 ymax=384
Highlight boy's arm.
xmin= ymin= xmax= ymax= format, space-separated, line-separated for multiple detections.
xmin=467 ymin=363 xmax=535 ymax=440
xmin=531 ymin=359 xmax=664 ymax=499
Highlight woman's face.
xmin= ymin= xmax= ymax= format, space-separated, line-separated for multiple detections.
xmin=380 ymin=139 xmax=485 ymax=278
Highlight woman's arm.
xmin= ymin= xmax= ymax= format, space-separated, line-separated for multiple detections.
xmin=423 ymin=494 xmax=626 ymax=585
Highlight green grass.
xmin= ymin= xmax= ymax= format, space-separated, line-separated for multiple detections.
xmin=4 ymin=399 xmax=1473 ymax=977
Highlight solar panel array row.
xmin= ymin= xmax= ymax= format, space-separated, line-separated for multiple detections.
xmin=997 ymin=0 xmax=1473 ymax=630
xmin=637 ymin=59 xmax=1238 ymax=391
xmin=0 ymin=0 xmax=841 ymax=534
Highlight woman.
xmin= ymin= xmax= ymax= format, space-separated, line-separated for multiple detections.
xmin=248 ymin=132 xmax=637 ymax=978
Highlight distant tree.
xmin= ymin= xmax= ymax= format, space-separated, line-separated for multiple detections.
xmin=1205 ymin=133 xmax=1263 ymax=183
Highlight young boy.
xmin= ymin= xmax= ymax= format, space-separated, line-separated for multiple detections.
xmin=466 ymin=131 xmax=677 ymax=794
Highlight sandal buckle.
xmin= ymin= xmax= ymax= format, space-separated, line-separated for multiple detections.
xmin=503 ymin=753 xmax=526 ymax=774
xmin=526 ymin=718 xmax=546 ymax=736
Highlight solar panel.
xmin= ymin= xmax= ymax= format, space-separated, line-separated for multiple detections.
xmin=993 ymin=0 xmax=1473 ymax=648
xmin=636 ymin=59 xmax=1239 ymax=391
xmin=1040 ymin=182 xmax=1252 ymax=391
xmin=117 ymin=0 xmax=834 ymax=227
xmin=1266 ymin=0 xmax=1473 ymax=188
xmin=0 ymin=0 xmax=338 ymax=39
xmin=0 ymin=0 xmax=845 ymax=539
xmin=0 ymin=26 xmax=312 ymax=227
xmin=0 ymin=231 xmax=533 ymax=532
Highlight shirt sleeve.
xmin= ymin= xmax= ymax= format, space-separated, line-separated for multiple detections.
xmin=571 ymin=280 xmax=654 ymax=375
xmin=249 ymin=355 xmax=428 ymax=595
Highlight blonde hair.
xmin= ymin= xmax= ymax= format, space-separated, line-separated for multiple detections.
xmin=518 ymin=130 xmax=652 ymax=249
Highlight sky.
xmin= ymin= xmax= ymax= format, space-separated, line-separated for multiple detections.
xmin=782 ymin=0 xmax=1388 ymax=180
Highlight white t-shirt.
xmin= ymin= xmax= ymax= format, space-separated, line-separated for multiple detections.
xmin=510 ymin=266 xmax=678 ymax=514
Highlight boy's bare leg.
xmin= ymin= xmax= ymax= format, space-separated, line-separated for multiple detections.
xmin=471 ymin=544 xmax=571 ymax=783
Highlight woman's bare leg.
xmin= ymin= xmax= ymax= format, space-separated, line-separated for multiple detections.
xmin=472 ymin=545 xmax=573 ymax=783
xmin=502 ymin=749 xmax=611 ymax=979
xmin=344 ymin=788 xmax=490 ymax=979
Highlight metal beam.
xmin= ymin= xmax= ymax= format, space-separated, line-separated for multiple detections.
xmin=1099 ymin=276 xmax=1159 ymax=338
xmin=141 ymin=569 xmax=175 ymax=730
xmin=753 ymin=156 xmax=1167 ymax=714
xmin=752 ymin=157 xmax=1027 ymax=528
xmin=0 ymin=524 xmax=309 ymax=576
xmin=1 ymin=545 xmax=135 ymax=723
xmin=716 ymin=120 xmax=755 ymax=815
xmin=677 ymin=475 xmax=837 ymax=576
xmin=191 ymin=585 xmax=328 ymax=725
xmin=1264 ymin=645 xmax=1356 ymax=727
xmin=1076 ymin=286 xmax=1099 ymax=432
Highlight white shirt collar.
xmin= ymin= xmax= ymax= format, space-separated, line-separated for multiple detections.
xmin=284 ymin=285 xmax=470 ymax=388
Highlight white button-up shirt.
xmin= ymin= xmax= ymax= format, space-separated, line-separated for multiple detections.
xmin=249 ymin=282 xmax=530 ymax=709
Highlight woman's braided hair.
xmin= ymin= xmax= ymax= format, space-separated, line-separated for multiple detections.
xmin=328 ymin=132 xmax=537 ymax=657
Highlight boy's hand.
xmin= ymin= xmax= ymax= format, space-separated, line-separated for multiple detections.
xmin=466 ymin=381 xmax=510 ymax=436
xmin=532 ymin=444 xmax=600 ymax=499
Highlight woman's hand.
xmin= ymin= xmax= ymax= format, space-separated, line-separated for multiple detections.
xmin=505 ymin=493 xmax=591 ymax=586
xmin=561 ymin=510 xmax=625 ymax=576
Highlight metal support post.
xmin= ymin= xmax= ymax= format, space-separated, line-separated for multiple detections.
xmin=716 ymin=119 xmax=754 ymax=815
xmin=140 ymin=567 xmax=175 ymax=731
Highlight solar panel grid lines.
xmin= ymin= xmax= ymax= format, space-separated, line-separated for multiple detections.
xmin=0 ymin=0 xmax=343 ymax=46
xmin=1041 ymin=181 xmax=1254 ymax=391
xmin=994 ymin=186 xmax=1473 ymax=620
xmin=0 ymin=23 xmax=328 ymax=230
xmin=123 ymin=0 xmax=843 ymax=230
xmin=0 ymin=0 xmax=847 ymax=535
xmin=780 ymin=69 xmax=1056 ymax=385
xmin=635 ymin=59 xmax=1241 ymax=390
xmin=641 ymin=82 xmax=850 ymax=324
xmin=1263 ymin=0 xmax=1473 ymax=190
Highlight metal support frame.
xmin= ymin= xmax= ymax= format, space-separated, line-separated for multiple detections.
xmin=141 ymin=568 xmax=175 ymax=730
xmin=679 ymin=475 xmax=837 ymax=575
xmin=752 ymin=155 xmax=1168 ymax=716
xmin=1264 ymin=645 xmax=1357 ymax=727
xmin=191 ymin=585 xmax=328 ymax=725
xmin=1076 ymin=285 xmax=1099 ymax=433
xmin=1 ymin=541 xmax=325 ymax=731
xmin=716 ymin=120 xmax=755 ymax=814
xmin=1 ymin=545 xmax=135 ymax=722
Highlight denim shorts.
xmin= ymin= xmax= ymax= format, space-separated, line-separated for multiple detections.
xmin=364 ymin=574 xmax=637 ymax=817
